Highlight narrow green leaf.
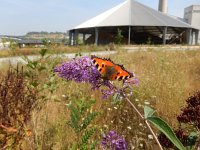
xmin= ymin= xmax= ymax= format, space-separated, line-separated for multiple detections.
xmin=79 ymin=112 xmax=98 ymax=131
xmin=38 ymin=66 xmax=46 ymax=71
xmin=69 ymin=143 xmax=78 ymax=150
xmin=39 ymin=49 xmax=47 ymax=57
xmin=147 ymin=116 xmax=186 ymax=150
xmin=90 ymin=140 xmax=98 ymax=150
xmin=144 ymin=105 xmax=155 ymax=119
xmin=67 ymin=105 xmax=80 ymax=132
xmin=80 ymin=128 xmax=96 ymax=145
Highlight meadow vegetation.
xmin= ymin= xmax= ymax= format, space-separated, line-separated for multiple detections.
xmin=0 ymin=44 xmax=114 ymax=58
xmin=0 ymin=46 xmax=200 ymax=149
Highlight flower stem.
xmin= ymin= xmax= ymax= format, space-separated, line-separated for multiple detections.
xmin=125 ymin=97 xmax=164 ymax=150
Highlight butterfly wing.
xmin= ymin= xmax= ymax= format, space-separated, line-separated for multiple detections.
xmin=91 ymin=55 xmax=114 ymax=75
xmin=91 ymin=55 xmax=133 ymax=81
xmin=110 ymin=65 xmax=133 ymax=81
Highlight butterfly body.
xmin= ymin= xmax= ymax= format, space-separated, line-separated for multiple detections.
xmin=91 ymin=55 xmax=133 ymax=81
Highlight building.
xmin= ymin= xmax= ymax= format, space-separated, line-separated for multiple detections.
xmin=17 ymin=39 xmax=44 ymax=48
xmin=68 ymin=0 xmax=199 ymax=45
xmin=184 ymin=5 xmax=200 ymax=44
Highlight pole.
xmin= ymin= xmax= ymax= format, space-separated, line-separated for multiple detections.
xmin=128 ymin=26 xmax=131 ymax=45
xmin=95 ymin=28 xmax=99 ymax=45
xmin=187 ymin=28 xmax=192 ymax=45
xmin=163 ymin=26 xmax=167 ymax=45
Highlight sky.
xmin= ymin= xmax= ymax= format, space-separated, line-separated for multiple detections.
xmin=0 ymin=0 xmax=199 ymax=35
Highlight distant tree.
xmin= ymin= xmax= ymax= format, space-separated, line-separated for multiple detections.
xmin=42 ymin=38 xmax=51 ymax=46
xmin=114 ymin=28 xmax=123 ymax=45
xmin=61 ymin=38 xmax=68 ymax=44
xmin=41 ymin=31 xmax=48 ymax=34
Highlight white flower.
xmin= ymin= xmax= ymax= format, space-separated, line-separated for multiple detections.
xmin=144 ymin=101 xmax=150 ymax=105
xmin=148 ymin=134 xmax=154 ymax=140
xmin=135 ymin=99 xmax=139 ymax=102
xmin=103 ymin=124 xmax=108 ymax=128
xmin=107 ymin=108 xmax=112 ymax=111
xmin=151 ymin=95 xmax=156 ymax=98
xmin=62 ymin=94 xmax=67 ymax=98
xmin=139 ymin=143 xmax=143 ymax=147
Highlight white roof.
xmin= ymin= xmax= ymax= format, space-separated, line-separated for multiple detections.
xmin=73 ymin=0 xmax=192 ymax=29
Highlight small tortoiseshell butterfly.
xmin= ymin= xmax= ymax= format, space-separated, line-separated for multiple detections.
xmin=91 ymin=55 xmax=133 ymax=81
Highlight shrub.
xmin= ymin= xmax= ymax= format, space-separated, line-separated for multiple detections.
xmin=0 ymin=66 xmax=38 ymax=149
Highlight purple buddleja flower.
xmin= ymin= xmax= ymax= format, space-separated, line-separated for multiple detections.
xmin=101 ymin=88 xmax=115 ymax=99
xmin=101 ymin=131 xmax=127 ymax=150
xmin=54 ymin=56 xmax=138 ymax=99
xmin=54 ymin=56 xmax=110 ymax=89
xmin=101 ymin=77 xmax=139 ymax=99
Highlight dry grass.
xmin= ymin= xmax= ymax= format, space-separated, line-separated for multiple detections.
xmin=35 ymin=49 xmax=200 ymax=149
xmin=36 ymin=49 xmax=199 ymax=149
xmin=1 ymin=47 xmax=200 ymax=149
xmin=116 ymin=50 xmax=200 ymax=126
xmin=0 ymin=44 xmax=116 ymax=58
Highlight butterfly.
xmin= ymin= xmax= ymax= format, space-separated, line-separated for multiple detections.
xmin=91 ymin=55 xmax=133 ymax=81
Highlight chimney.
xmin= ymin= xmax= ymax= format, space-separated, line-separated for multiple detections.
xmin=158 ymin=0 xmax=168 ymax=14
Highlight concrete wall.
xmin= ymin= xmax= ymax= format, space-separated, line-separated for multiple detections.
xmin=184 ymin=5 xmax=200 ymax=44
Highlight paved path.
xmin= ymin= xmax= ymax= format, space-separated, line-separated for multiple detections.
xmin=0 ymin=50 xmax=116 ymax=65
xmin=123 ymin=45 xmax=200 ymax=52
xmin=0 ymin=45 xmax=199 ymax=65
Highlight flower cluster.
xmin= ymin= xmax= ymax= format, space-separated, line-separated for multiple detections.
xmin=54 ymin=56 xmax=137 ymax=99
xmin=177 ymin=91 xmax=200 ymax=129
xmin=54 ymin=56 xmax=110 ymax=90
xmin=101 ymin=131 xmax=127 ymax=150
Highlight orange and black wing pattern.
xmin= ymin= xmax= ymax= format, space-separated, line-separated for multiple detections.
xmin=91 ymin=55 xmax=133 ymax=81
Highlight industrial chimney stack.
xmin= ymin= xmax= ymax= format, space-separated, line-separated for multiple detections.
xmin=158 ymin=0 xmax=168 ymax=14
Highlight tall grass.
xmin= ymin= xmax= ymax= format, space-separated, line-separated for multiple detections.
xmin=126 ymin=50 xmax=200 ymax=127
xmin=50 ymin=49 xmax=200 ymax=149
xmin=0 ymin=48 xmax=199 ymax=149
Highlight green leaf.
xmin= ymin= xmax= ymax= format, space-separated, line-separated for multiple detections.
xmin=75 ymin=52 xmax=82 ymax=57
xmin=43 ymin=84 xmax=48 ymax=89
xmin=30 ymin=81 xmax=39 ymax=87
xmin=112 ymin=93 xmax=121 ymax=104
xmin=90 ymin=140 xmax=98 ymax=150
xmin=188 ymin=132 xmax=198 ymax=149
xmin=78 ymin=99 xmax=96 ymax=114
xmin=80 ymin=128 xmax=96 ymax=146
xmin=38 ymin=66 xmax=46 ymax=71
xmin=79 ymin=112 xmax=98 ymax=131
xmin=67 ymin=105 xmax=81 ymax=133
xmin=147 ymin=116 xmax=186 ymax=150
xmin=144 ymin=105 xmax=155 ymax=119
xmin=113 ymin=93 xmax=119 ymax=101
xmin=39 ymin=49 xmax=48 ymax=57
xmin=69 ymin=143 xmax=78 ymax=150
xmin=26 ymin=61 xmax=38 ymax=69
